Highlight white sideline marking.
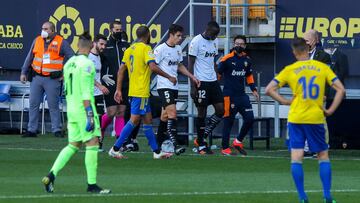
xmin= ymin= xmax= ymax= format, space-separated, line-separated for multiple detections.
xmin=1 ymin=147 xmax=360 ymax=161
xmin=0 ymin=189 xmax=359 ymax=199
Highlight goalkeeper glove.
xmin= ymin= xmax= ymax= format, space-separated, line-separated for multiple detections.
xmin=85 ymin=106 xmax=95 ymax=132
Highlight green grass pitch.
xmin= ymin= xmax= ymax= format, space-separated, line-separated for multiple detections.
xmin=0 ymin=134 xmax=359 ymax=203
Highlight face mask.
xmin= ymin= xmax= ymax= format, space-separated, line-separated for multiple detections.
xmin=41 ymin=30 xmax=49 ymax=38
xmin=233 ymin=46 xmax=245 ymax=54
xmin=113 ymin=32 xmax=122 ymax=40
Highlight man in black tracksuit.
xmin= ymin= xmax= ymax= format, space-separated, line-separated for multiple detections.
xmin=100 ymin=21 xmax=139 ymax=151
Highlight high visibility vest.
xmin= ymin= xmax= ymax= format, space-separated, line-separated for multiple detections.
xmin=31 ymin=35 xmax=64 ymax=76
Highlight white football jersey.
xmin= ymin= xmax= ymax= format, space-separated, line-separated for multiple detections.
xmin=154 ymin=42 xmax=183 ymax=90
xmin=88 ymin=52 xmax=102 ymax=96
xmin=188 ymin=34 xmax=218 ymax=82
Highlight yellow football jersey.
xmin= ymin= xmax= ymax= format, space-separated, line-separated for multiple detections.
xmin=122 ymin=42 xmax=155 ymax=98
xmin=274 ymin=60 xmax=337 ymax=124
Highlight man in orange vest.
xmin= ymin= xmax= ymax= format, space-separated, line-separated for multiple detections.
xmin=20 ymin=21 xmax=74 ymax=137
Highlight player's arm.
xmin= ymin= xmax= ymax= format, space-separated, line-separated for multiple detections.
xmin=245 ymin=60 xmax=259 ymax=101
xmin=324 ymin=79 xmax=345 ymax=116
xmin=265 ymin=80 xmax=292 ymax=105
xmin=95 ymin=80 xmax=109 ymax=95
xmin=178 ymin=63 xmax=200 ymax=88
xmin=114 ymin=63 xmax=127 ymax=103
xmin=149 ymin=62 xmax=177 ymax=85
xmin=79 ymin=65 xmax=95 ymax=132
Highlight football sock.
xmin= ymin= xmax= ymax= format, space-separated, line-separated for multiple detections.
xmin=222 ymin=116 xmax=235 ymax=149
xmin=101 ymin=114 xmax=112 ymax=131
xmin=115 ymin=116 xmax=125 ymax=137
xmin=291 ymin=161 xmax=308 ymax=201
xmin=319 ymin=160 xmax=332 ymax=200
xmin=50 ymin=144 xmax=79 ymax=176
xmin=156 ymin=120 xmax=168 ymax=147
xmin=237 ymin=117 xmax=254 ymax=141
xmin=196 ymin=117 xmax=206 ymax=145
xmin=114 ymin=121 xmax=135 ymax=151
xmin=167 ymin=119 xmax=178 ymax=146
xmin=143 ymin=124 xmax=159 ymax=151
xmin=204 ymin=114 xmax=222 ymax=139
xmin=85 ymin=146 xmax=98 ymax=185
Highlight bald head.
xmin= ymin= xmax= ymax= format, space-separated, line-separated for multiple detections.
xmin=304 ymin=29 xmax=318 ymax=50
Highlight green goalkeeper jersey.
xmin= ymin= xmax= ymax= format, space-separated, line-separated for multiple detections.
xmin=63 ymin=54 xmax=96 ymax=122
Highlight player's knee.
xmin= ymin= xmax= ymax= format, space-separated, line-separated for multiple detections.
xmin=85 ymin=137 xmax=99 ymax=146
xmin=215 ymin=104 xmax=224 ymax=116
xmin=317 ymin=150 xmax=329 ymax=160
xmin=167 ymin=109 xmax=177 ymax=119
xmin=291 ymin=149 xmax=304 ymax=161
xmin=69 ymin=142 xmax=82 ymax=149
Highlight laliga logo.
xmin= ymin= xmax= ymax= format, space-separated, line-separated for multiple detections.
xmin=49 ymin=4 xmax=84 ymax=51
xmin=49 ymin=4 xmax=162 ymax=51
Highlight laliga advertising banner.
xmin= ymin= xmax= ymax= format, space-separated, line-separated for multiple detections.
xmin=0 ymin=0 xmax=211 ymax=70
xmin=276 ymin=0 xmax=360 ymax=88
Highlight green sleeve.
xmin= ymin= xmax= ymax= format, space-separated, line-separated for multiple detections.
xmin=80 ymin=62 xmax=95 ymax=101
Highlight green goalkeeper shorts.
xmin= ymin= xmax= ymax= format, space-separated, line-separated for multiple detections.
xmin=67 ymin=116 xmax=100 ymax=143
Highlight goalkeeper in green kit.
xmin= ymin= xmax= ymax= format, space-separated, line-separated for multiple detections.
xmin=42 ymin=32 xmax=111 ymax=194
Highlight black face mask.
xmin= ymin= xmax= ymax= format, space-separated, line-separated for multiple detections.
xmin=113 ymin=32 xmax=122 ymax=41
xmin=233 ymin=46 xmax=245 ymax=54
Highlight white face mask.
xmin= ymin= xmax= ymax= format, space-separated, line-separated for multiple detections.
xmin=41 ymin=30 xmax=49 ymax=38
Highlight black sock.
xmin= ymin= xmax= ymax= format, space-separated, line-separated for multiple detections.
xmin=196 ymin=117 xmax=206 ymax=145
xmin=156 ymin=120 xmax=168 ymax=147
xmin=204 ymin=114 xmax=222 ymax=139
xmin=167 ymin=119 xmax=178 ymax=146
xmin=131 ymin=123 xmax=140 ymax=140
xmin=113 ymin=146 xmax=120 ymax=151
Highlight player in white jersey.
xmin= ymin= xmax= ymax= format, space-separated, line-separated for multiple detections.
xmin=188 ymin=21 xmax=224 ymax=155
xmin=154 ymin=24 xmax=200 ymax=155
xmin=88 ymin=34 xmax=109 ymax=151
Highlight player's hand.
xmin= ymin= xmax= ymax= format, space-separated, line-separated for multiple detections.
xmin=102 ymin=74 xmax=115 ymax=86
xmin=252 ymin=91 xmax=260 ymax=102
xmin=20 ymin=74 xmax=27 ymax=84
xmin=99 ymin=85 xmax=110 ymax=95
xmin=168 ymin=76 xmax=177 ymax=85
xmin=114 ymin=90 xmax=122 ymax=104
xmin=85 ymin=106 xmax=95 ymax=132
xmin=323 ymin=107 xmax=334 ymax=117
xmin=191 ymin=76 xmax=201 ymax=88
xmin=190 ymin=85 xmax=197 ymax=100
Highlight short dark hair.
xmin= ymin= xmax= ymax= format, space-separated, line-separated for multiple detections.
xmin=94 ymin=34 xmax=107 ymax=42
xmin=206 ymin=21 xmax=220 ymax=32
xmin=110 ymin=20 xmax=121 ymax=30
xmin=44 ymin=21 xmax=56 ymax=32
xmin=234 ymin=35 xmax=246 ymax=43
xmin=136 ymin=25 xmax=150 ymax=39
xmin=291 ymin=37 xmax=309 ymax=53
xmin=168 ymin=24 xmax=184 ymax=35
xmin=78 ymin=31 xmax=92 ymax=48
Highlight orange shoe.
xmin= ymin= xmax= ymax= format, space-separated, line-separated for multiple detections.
xmin=221 ymin=148 xmax=233 ymax=156
xmin=198 ymin=146 xmax=213 ymax=155
xmin=194 ymin=138 xmax=208 ymax=147
xmin=193 ymin=138 xmax=199 ymax=147
xmin=232 ymin=139 xmax=247 ymax=156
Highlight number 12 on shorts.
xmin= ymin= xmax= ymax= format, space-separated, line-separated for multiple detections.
xmin=298 ymin=76 xmax=319 ymax=99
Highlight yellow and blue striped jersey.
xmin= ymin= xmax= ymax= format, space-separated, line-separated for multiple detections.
xmin=274 ymin=60 xmax=337 ymax=124
xmin=122 ymin=42 xmax=155 ymax=98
